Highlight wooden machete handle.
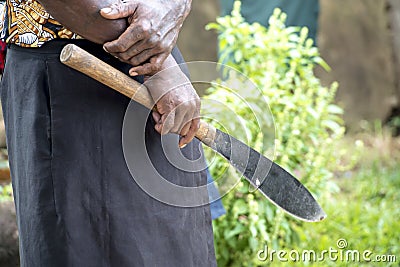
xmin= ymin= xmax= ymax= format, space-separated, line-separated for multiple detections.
xmin=60 ymin=44 xmax=216 ymax=147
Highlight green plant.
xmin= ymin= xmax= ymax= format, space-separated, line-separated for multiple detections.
xmin=286 ymin=141 xmax=400 ymax=267
xmin=0 ymin=183 xmax=12 ymax=202
xmin=204 ymin=2 xmax=346 ymax=266
xmin=387 ymin=116 xmax=400 ymax=136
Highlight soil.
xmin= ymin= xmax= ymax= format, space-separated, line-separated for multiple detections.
xmin=0 ymin=201 xmax=19 ymax=266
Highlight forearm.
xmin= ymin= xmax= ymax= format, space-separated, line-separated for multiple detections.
xmin=39 ymin=0 xmax=193 ymax=75
xmin=38 ymin=0 xmax=192 ymax=45
xmin=38 ymin=0 xmax=127 ymax=44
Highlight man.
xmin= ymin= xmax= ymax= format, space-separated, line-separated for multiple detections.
xmin=1 ymin=0 xmax=216 ymax=266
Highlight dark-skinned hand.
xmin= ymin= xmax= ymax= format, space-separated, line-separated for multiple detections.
xmin=145 ymin=55 xmax=200 ymax=148
xmin=100 ymin=0 xmax=192 ymax=76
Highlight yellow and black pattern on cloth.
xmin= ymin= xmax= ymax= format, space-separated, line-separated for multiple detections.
xmin=4 ymin=0 xmax=79 ymax=47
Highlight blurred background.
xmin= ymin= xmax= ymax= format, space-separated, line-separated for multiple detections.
xmin=178 ymin=0 xmax=400 ymax=128
xmin=1 ymin=0 xmax=399 ymax=266
xmin=184 ymin=1 xmax=400 ymax=266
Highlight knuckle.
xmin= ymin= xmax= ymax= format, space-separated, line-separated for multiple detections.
xmin=142 ymin=21 xmax=151 ymax=33
xmin=118 ymin=4 xmax=126 ymax=13
xmin=136 ymin=24 xmax=144 ymax=32
xmin=126 ymin=3 xmax=136 ymax=14
xmin=141 ymin=69 xmax=151 ymax=75
xmin=185 ymin=100 xmax=194 ymax=108
xmin=139 ymin=65 xmax=148 ymax=72
xmin=147 ymin=38 xmax=158 ymax=47
xmin=142 ymin=31 xmax=150 ymax=39
xmin=151 ymin=63 xmax=161 ymax=73
xmin=114 ymin=4 xmax=124 ymax=13
xmin=138 ymin=23 xmax=151 ymax=37
xmin=137 ymin=67 xmax=149 ymax=75
xmin=116 ymin=3 xmax=134 ymax=16
xmin=114 ymin=42 xmax=128 ymax=52
xmin=119 ymin=53 xmax=131 ymax=61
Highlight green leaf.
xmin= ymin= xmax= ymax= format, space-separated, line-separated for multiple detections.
xmin=322 ymin=119 xmax=341 ymax=131
xmin=224 ymin=223 xmax=246 ymax=239
xmin=234 ymin=50 xmax=243 ymax=62
xmin=314 ymin=56 xmax=331 ymax=71
xmin=233 ymin=199 xmax=248 ymax=216
xmin=206 ymin=4 xmax=345 ymax=266
xmin=327 ymin=104 xmax=344 ymax=115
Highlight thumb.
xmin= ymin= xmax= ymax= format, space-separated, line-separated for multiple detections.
xmin=100 ymin=2 xmax=137 ymax=19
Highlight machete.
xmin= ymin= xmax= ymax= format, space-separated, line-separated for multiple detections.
xmin=60 ymin=44 xmax=326 ymax=222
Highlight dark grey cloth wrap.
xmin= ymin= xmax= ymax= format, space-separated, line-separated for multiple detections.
xmin=1 ymin=40 xmax=216 ymax=267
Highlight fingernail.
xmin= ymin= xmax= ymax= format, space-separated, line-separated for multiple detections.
xmin=129 ymin=70 xmax=138 ymax=76
xmin=103 ymin=45 xmax=109 ymax=53
xmin=101 ymin=7 xmax=112 ymax=14
xmin=179 ymin=143 xmax=187 ymax=149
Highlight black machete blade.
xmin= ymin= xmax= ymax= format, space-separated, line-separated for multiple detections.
xmin=210 ymin=128 xmax=326 ymax=222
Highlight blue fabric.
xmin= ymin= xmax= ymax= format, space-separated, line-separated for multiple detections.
xmin=207 ymin=169 xmax=226 ymax=220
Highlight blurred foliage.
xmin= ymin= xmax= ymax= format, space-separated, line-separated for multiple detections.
xmin=0 ymin=183 xmax=12 ymax=202
xmin=0 ymin=149 xmax=12 ymax=202
xmin=272 ymin=134 xmax=400 ymax=266
xmin=387 ymin=116 xmax=400 ymax=136
xmin=204 ymin=2 xmax=352 ymax=266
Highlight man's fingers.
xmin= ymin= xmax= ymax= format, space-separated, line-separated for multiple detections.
xmin=103 ymin=21 xmax=150 ymax=53
xmin=129 ymin=54 xmax=167 ymax=76
xmin=100 ymin=2 xmax=138 ymax=19
xmin=179 ymin=118 xmax=200 ymax=148
xmin=173 ymin=99 xmax=197 ymax=134
xmin=114 ymin=40 xmax=150 ymax=62
xmin=126 ymin=49 xmax=154 ymax=69
xmin=178 ymin=120 xmax=191 ymax=148
xmin=170 ymin=108 xmax=188 ymax=134
xmin=179 ymin=121 xmax=191 ymax=137
xmin=125 ymin=34 xmax=165 ymax=60
xmin=152 ymin=111 xmax=161 ymax=124
xmin=160 ymin=109 xmax=175 ymax=135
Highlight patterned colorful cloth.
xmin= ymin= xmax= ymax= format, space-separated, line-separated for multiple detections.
xmin=0 ymin=0 xmax=6 ymax=72
xmin=2 ymin=0 xmax=78 ymax=48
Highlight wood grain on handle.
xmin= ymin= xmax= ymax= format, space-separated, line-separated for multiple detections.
xmin=60 ymin=44 xmax=216 ymax=147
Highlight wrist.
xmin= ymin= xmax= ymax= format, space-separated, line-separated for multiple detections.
xmin=146 ymin=56 xmax=190 ymax=102
xmin=169 ymin=0 xmax=192 ymax=23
